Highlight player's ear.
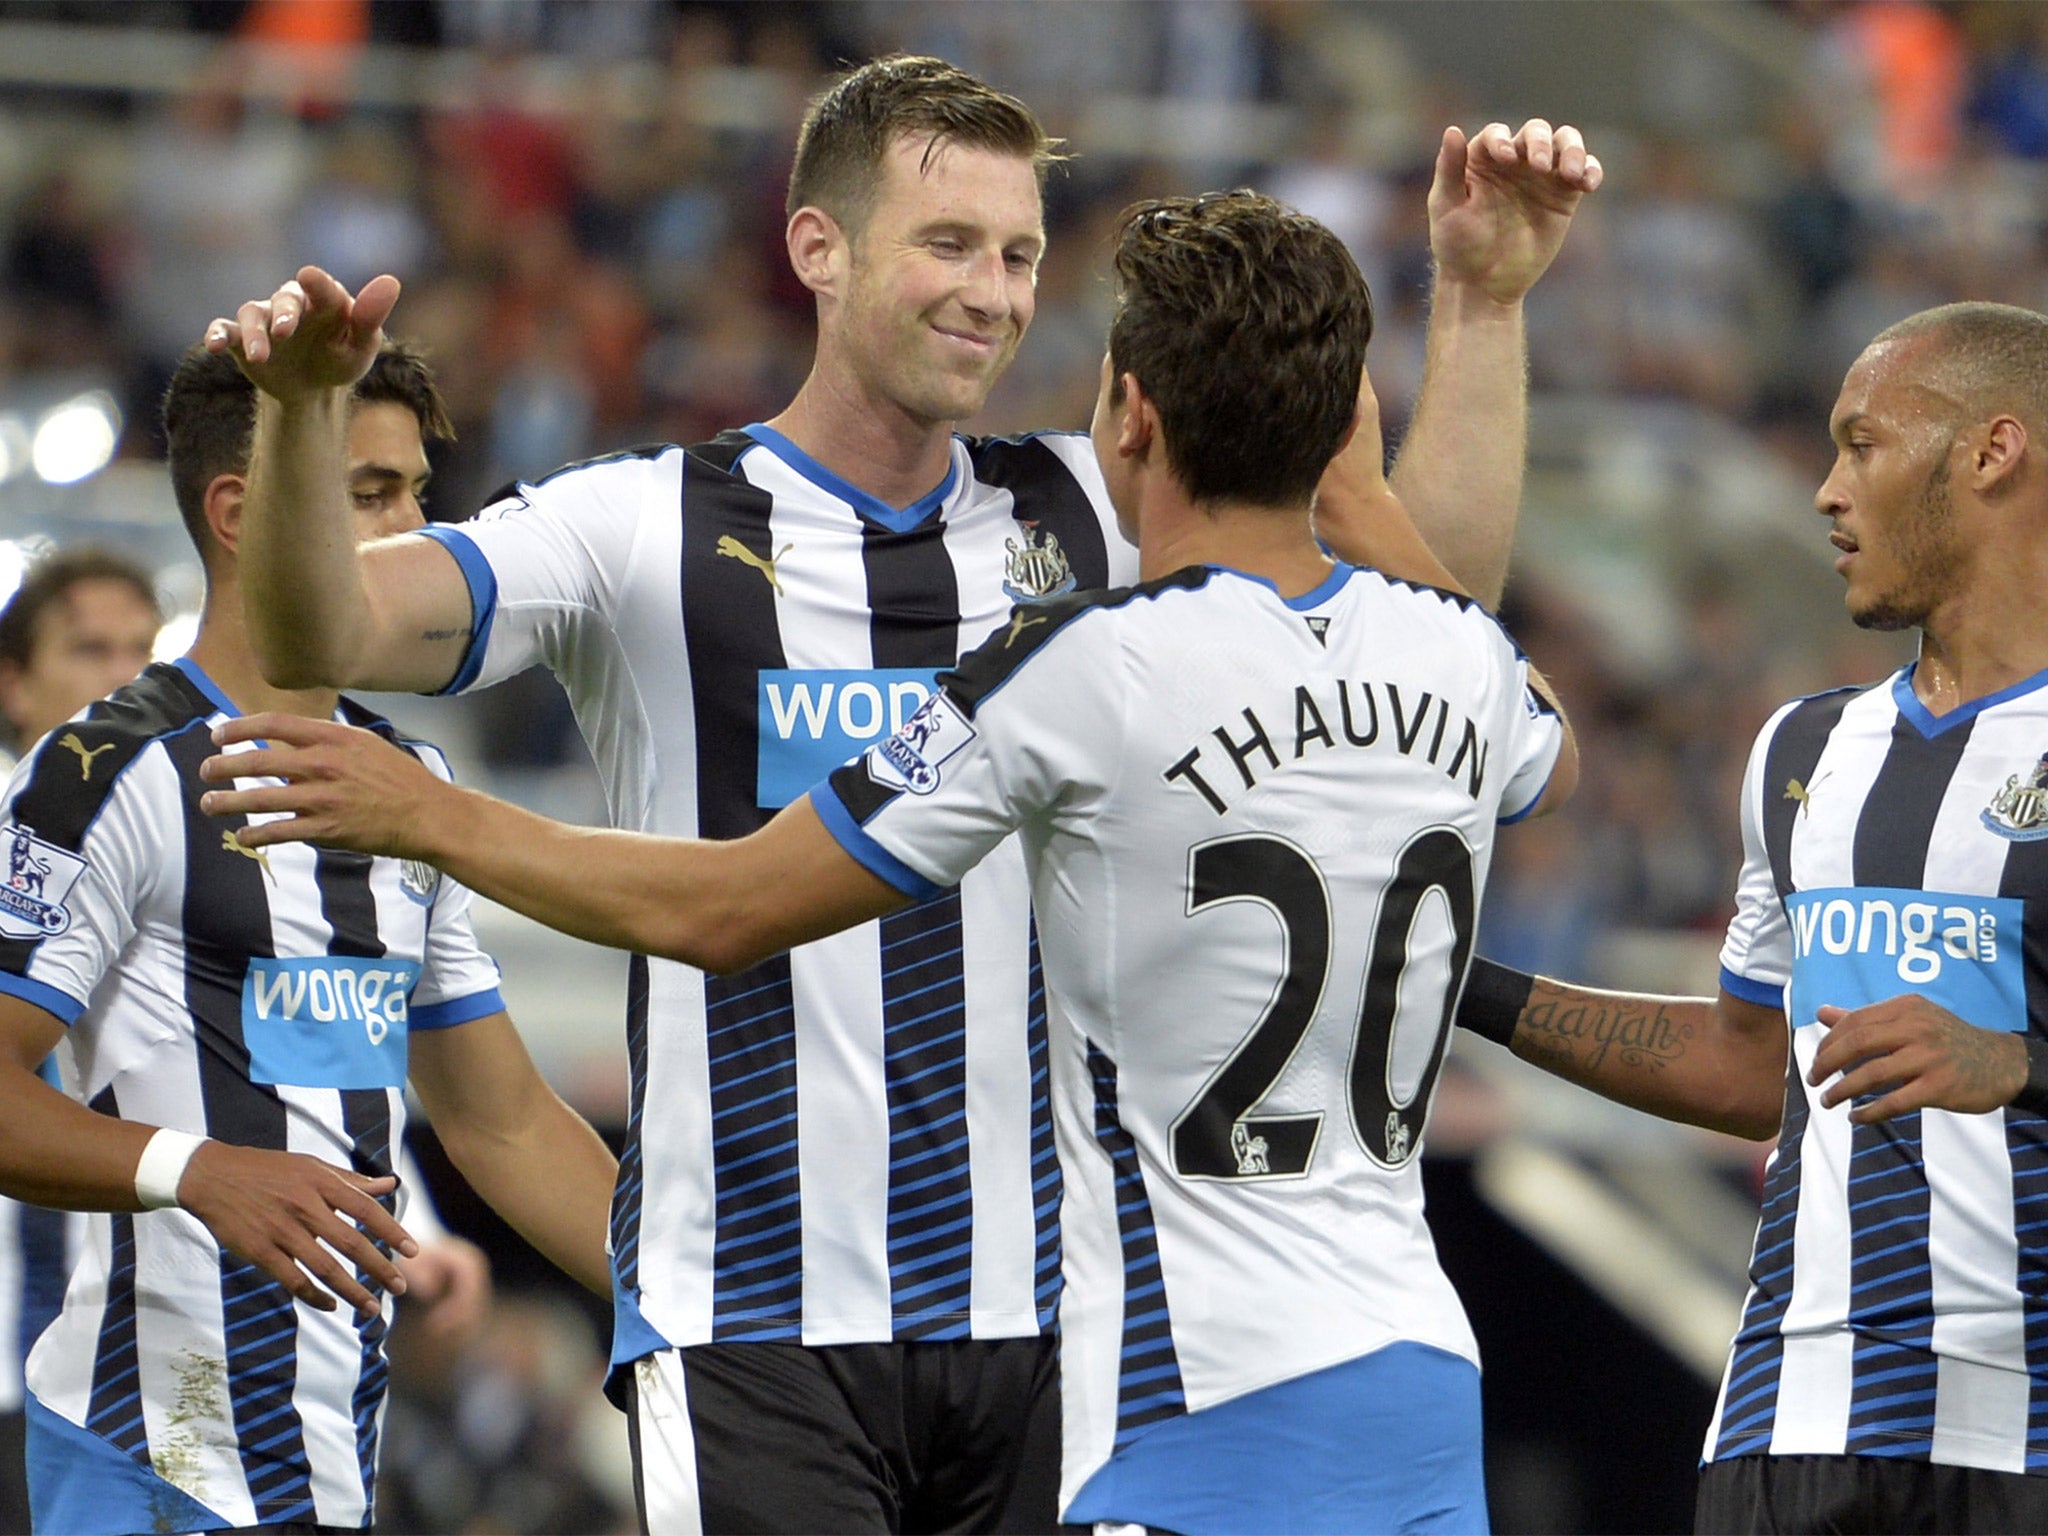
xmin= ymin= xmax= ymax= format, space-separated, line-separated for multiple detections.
xmin=203 ymin=471 xmax=247 ymax=557
xmin=787 ymin=206 xmax=849 ymax=300
xmin=1972 ymin=413 xmax=2029 ymax=499
xmin=1117 ymin=373 xmax=1156 ymax=461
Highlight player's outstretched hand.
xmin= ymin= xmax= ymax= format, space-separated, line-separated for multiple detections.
xmin=198 ymin=714 xmax=444 ymax=861
xmin=177 ymin=1138 xmax=417 ymax=1316
xmin=202 ymin=265 xmax=400 ymax=402
xmin=1428 ymin=119 xmax=1603 ymax=304
xmin=1808 ymin=995 xmax=2027 ymax=1123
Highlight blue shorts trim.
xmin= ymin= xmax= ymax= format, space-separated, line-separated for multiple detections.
xmin=1065 ymin=1341 xmax=1489 ymax=1535
xmin=25 ymin=1393 xmax=230 ymax=1536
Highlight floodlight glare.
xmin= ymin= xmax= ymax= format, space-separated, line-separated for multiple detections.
xmin=33 ymin=393 xmax=122 ymax=485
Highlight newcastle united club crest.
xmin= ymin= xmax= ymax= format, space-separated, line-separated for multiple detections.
xmin=1002 ymin=521 xmax=1076 ymax=604
xmin=1983 ymin=751 xmax=2048 ymax=841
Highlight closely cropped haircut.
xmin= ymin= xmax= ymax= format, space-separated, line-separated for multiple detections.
xmin=0 ymin=544 xmax=159 ymax=674
xmin=787 ymin=55 xmax=1064 ymax=235
xmin=160 ymin=340 xmax=454 ymax=559
xmin=1874 ymin=302 xmax=2048 ymax=434
xmin=1108 ymin=191 xmax=1373 ymax=509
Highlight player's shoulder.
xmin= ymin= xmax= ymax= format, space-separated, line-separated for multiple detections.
xmin=956 ymin=428 xmax=1094 ymax=482
xmin=474 ymin=442 xmax=687 ymax=517
xmin=944 ymin=567 xmax=1212 ymax=716
xmin=7 ymin=663 xmax=213 ymax=841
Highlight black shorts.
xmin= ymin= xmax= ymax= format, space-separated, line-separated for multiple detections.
xmin=1697 ymin=1453 xmax=2048 ymax=1534
xmin=1 ymin=1408 xmax=27 ymax=1536
xmin=623 ymin=1335 xmax=1060 ymax=1535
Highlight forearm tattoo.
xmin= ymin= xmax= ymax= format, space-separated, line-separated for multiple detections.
xmin=420 ymin=627 xmax=471 ymax=643
xmin=1518 ymin=987 xmax=1692 ymax=1077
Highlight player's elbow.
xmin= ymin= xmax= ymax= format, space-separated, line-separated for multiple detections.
xmin=648 ymin=905 xmax=782 ymax=977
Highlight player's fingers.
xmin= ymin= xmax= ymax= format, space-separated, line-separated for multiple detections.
xmin=1427 ymin=125 xmax=1468 ymax=213
xmin=1580 ymin=152 xmax=1604 ymax=193
xmin=203 ymin=317 xmax=240 ymax=356
xmin=309 ymin=1213 xmax=409 ymax=1295
xmin=1816 ymin=1056 xmax=1908 ymax=1110
xmin=195 ymin=794 xmax=316 ymax=836
xmin=1514 ymin=118 xmax=1555 ymax=174
xmin=295 ymin=265 xmax=352 ymax=311
xmin=216 ymin=713 xmax=342 ymax=749
xmin=1553 ymin=124 xmax=1587 ymax=183
xmin=1470 ymin=121 xmax=1516 ymax=163
xmin=350 ymin=274 xmax=403 ymax=337
xmin=1847 ymin=1080 xmax=1933 ymax=1126
xmin=267 ymin=280 xmax=308 ymax=338
xmin=282 ymin=1231 xmax=381 ymax=1316
xmin=254 ymin=1241 xmax=340 ymax=1312
xmin=235 ymin=299 xmax=275 ymax=364
xmin=325 ymin=1175 xmax=417 ymax=1258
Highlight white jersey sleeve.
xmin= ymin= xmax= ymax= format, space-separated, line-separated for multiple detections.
xmin=0 ymin=742 xmax=167 ymax=1025
xmin=1495 ymin=653 xmax=1566 ymax=824
xmin=402 ymin=743 xmax=505 ymax=1027
xmin=418 ymin=449 xmax=681 ymax=695
xmin=815 ymin=602 xmax=1119 ymax=896
xmin=1717 ymin=702 xmax=1798 ymax=1007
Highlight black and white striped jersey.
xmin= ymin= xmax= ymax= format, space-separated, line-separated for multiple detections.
xmin=1 ymin=658 xmax=504 ymax=1533
xmin=818 ymin=562 xmax=1563 ymax=1514
xmin=1710 ymin=665 xmax=2048 ymax=1474
xmin=418 ymin=424 xmax=1131 ymax=1358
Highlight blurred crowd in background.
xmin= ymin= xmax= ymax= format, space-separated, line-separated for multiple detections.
xmin=2 ymin=1 xmax=2043 ymax=1529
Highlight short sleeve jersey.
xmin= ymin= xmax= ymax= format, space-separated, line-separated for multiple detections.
xmin=0 ymin=659 xmax=502 ymax=1533
xmin=818 ymin=562 xmax=1562 ymax=1512
xmin=416 ymin=424 xmax=1133 ymax=1360
xmin=1707 ymin=665 xmax=2048 ymax=1475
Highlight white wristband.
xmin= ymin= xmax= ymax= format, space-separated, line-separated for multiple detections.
xmin=134 ymin=1128 xmax=208 ymax=1211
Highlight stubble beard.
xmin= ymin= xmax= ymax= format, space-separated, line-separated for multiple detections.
xmin=1850 ymin=451 xmax=1965 ymax=633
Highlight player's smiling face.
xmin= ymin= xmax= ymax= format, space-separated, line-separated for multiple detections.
xmin=344 ymin=401 xmax=432 ymax=544
xmin=1817 ymin=339 xmax=1969 ymax=632
xmin=836 ymin=134 xmax=1043 ymax=427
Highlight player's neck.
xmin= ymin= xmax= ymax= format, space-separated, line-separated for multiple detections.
xmin=1913 ymin=575 xmax=2048 ymax=715
xmin=186 ymin=587 xmax=341 ymax=722
xmin=767 ymin=370 xmax=956 ymax=511
xmin=1137 ymin=495 xmax=1334 ymax=598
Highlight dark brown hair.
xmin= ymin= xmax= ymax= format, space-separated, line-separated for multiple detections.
xmin=0 ymin=544 xmax=159 ymax=673
xmin=786 ymin=55 xmax=1063 ymax=235
xmin=161 ymin=340 xmax=454 ymax=559
xmin=1108 ymin=190 xmax=1373 ymax=508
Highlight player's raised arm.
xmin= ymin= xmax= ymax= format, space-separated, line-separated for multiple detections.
xmin=203 ymin=266 xmax=476 ymax=694
xmin=0 ymin=993 xmax=416 ymax=1313
xmin=198 ymin=714 xmax=907 ymax=972
xmin=1376 ymin=119 xmax=1602 ymax=609
xmin=1455 ymin=966 xmax=1786 ymax=1141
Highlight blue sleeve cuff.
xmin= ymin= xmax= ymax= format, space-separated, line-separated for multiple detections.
xmin=1719 ymin=967 xmax=1785 ymax=1009
xmin=410 ymin=987 xmax=507 ymax=1032
xmin=811 ymin=783 xmax=944 ymax=902
xmin=0 ymin=972 xmax=86 ymax=1025
xmin=414 ymin=526 xmax=498 ymax=696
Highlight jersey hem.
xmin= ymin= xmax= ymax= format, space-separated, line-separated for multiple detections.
xmin=1719 ymin=966 xmax=1785 ymax=1008
xmin=0 ymin=970 xmax=84 ymax=1025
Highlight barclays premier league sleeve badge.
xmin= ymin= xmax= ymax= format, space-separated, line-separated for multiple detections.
xmin=0 ymin=823 xmax=89 ymax=939
xmin=867 ymin=692 xmax=977 ymax=797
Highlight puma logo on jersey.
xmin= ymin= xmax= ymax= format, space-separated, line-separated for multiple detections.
xmin=1002 ymin=609 xmax=1046 ymax=648
xmin=222 ymin=829 xmax=274 ymax=881
xmin=57 ymin=734 xmax=115 ymax=780
xmin=716 ymin=536 xmax=792 ymax=595
xmin=1785 ymin=779 xmax=1813 ymax=816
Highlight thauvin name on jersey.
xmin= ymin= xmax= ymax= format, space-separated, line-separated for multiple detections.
xmin=757 ymin=668 xmax=943 ymax=808
xmin=1160 ymin=681 xmax=1491 ymax=815
xmin=241 ymin=956 xmax=421 ymax=1091
xmin=1784 ymin=887 xmax=2025 ymax=1037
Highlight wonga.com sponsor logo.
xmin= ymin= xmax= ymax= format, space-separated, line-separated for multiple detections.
xmin=756 ymin=668 xmax=941 ymax=808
